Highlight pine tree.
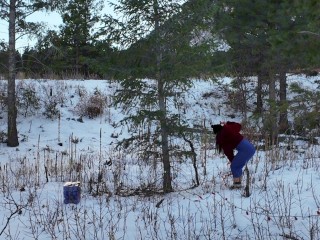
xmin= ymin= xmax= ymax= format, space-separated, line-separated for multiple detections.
xmin=104 ymin=0 xmax=211 ymax=193
xmin=211 ymin=0 xmax=319 ymax=139
xmin=59 ymin=0 xmax=104 ymax=76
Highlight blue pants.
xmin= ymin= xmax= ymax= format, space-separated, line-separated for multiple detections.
xmin=231 ymin=139 xmax=255 ymax=178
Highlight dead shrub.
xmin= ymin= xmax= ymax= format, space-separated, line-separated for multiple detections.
xmin=75 ymin=88 xmax=107 ymax=119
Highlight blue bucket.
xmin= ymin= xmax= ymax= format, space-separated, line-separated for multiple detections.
xmin=63 ymin=182 xmax=81 ymax=204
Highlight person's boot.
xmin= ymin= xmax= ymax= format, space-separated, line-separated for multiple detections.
xmin=231 ymin=177 xmax=242 ymax=189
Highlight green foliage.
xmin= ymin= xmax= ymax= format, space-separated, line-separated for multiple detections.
xmin=212 ymin=0 xmax=320 ymax=75
xmin=58 ymin=0 xmax=104 ymax=75
xmin=16 ymin=82 xmax=41 ymax=117
xmin=43 ymin=100 xmax=59 ymax=119
xmin=104 ymin=0 xmax=184 ymax=49
xmin=60 ymin=0 xmax=103 ymax=46
xmin=0 ymin=0 xmax=64 ymax=40
xmin=209 ymin=0 xmax=320 ymax=140
xmin=41 ymin=81 xmax=66 ymax=119
xmin=105 ymin=0 xmax=215 ymax=192
xmin=289 ymin=81 xmax=320 ymax=135
xmin=108 ymin=0 xmax=212 ymax=130
xmin=103 ymin=0 xmax=216 ymax=78
xmin=21 ymin=0 xmax=113 ymax=78
xmin=294 ymin=110 xmax=320 ymax=135
xmin=289 ymin=82 xmax=306 ymax=95
xmin=0 ymin=48 xmax=23 ymax=77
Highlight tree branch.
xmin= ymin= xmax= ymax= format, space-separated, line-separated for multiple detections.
xmin=298 ymin=31 xmax=320 ymax=39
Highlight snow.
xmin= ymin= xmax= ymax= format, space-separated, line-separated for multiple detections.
xmin=0 ymin=76 xmax=319 ymax=239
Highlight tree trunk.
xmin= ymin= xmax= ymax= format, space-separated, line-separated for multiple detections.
xmin=268 ymin=72 xmax=278 ymax=144
xmin=255 ymin=72 xmax=263 ymax=114
xmin=154 ymin=0 xmax=172 ymax=193
xmin=278 ymin=71 xmax=289 ymax=133
xmin=7 ymin=0 xmax=19 ymax=147
xmin=158 ymin=80 xmax=173 ymax=193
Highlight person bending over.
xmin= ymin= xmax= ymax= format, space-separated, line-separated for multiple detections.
xmin=211 ymin=121 xmax=255 ymax=188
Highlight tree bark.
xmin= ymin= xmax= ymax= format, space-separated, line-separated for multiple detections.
xmin=158 ymin=79 xmax=173 ymax=193
xmin=154 ymin=0 xmax=172 ymax=193
xmin=278 ymin=71 xmax=289 ymax=133
xmin=255 ymin=72 xmax=264 ymax=114
xmin=7 ymin=0 xmax=19 ymax=147
xmin=268 ymin=72 xmax=278 ymax=144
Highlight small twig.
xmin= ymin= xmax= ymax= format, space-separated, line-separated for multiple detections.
xmin=182 ymin=134 xmax=200 ymax=186
xmin=156 ymin=198 xmax=165 ymax=208
xmin=0 ymin=208 xmax=22 ymax=236
xmin=0 ymin=195 xmax=26 ymax=236
xmin=44 ymin=166 xmax=49 ymax=183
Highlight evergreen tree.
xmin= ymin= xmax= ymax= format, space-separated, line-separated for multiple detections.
xmin=59 ymin=0 xmax=104 ymax=77
xmin=104 ymin=0 xmax=212 ymax=193
xmin=21 ymin=0 xmax=111 ymax=78
xmin=211 ymin=0 xmax=319 ymax=138
xmin=293 ymin=0 xmax=320 ymax=68
xmin=23 ymin=30 xmax=60 ymax=77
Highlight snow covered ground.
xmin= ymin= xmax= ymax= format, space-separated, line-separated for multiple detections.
xmin=0 ymin=76 xmax=319 ymax=239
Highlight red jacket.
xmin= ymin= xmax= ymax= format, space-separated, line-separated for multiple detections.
xmin=216 ymin=122 xmax=243 ymax=161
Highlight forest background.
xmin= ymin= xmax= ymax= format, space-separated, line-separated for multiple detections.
xmin=0 ymin=0 xmax=320 ymax=192
xmin=0 ymin=1 xmax=320 ymax=239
